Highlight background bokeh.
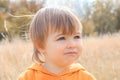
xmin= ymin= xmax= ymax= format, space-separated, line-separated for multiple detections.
xmin=0 ymin=0 xmax=120 ymax=80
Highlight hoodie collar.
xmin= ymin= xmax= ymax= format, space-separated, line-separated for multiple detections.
xmin=28 ymin=63 xmax=85 ymax=76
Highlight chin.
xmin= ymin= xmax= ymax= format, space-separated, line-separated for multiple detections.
xmin=65 ymin=59 xmax=78 ymax=66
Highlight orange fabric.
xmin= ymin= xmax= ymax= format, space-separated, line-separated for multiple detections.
xmin=18 ymin=63 xmax=96 ymax=80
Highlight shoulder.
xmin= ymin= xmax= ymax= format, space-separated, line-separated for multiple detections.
xmin=69 ymin=63 xmax=96 ymax=80
xmin=18 ymin=69 xmax=35 ymax=80
xmin=78 ymin=70 xmax=96 ymax=80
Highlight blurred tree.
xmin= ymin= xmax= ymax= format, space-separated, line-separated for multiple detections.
xmin=92 ymin=0 xmax=117 ymax=35
xmin=6 ymin=0 xmax=44 ymax=39
xmin=115 ymin=7 xmax=120 ymax=31
xmin=1 ymin=0 xmax=120 ymax=40
xmin=0 ymin=0 xmax=9 ymax=31
xmin=82 ymin=19 xmax=95 ymax=36
xmin=0 ymin=0 xmax=9 ymax=13
xmin=9 ymin=1 xmax=19 ymax=14
xmin=27 ymin=0 xmax=43 ymax=13
xmin=81 ymin=4 xmax=96 ymax=36
xmin=0 ymin=11 xmax=5 ymax=32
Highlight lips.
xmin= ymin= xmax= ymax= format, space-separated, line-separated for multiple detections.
xmin=64 ymin=49 xmax=78 ymax=55
xmin=65 ymin=52 xmax=77 ymax=55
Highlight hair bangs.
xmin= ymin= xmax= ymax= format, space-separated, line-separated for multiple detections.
xmin=48 ymin=8 xmax=80 ymax=35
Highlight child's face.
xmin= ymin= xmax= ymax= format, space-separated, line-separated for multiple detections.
xmin=42 ymin=28 xmax=83 ymax=67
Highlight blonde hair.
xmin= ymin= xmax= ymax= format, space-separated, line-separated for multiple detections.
xmin=29 ymin=7 xmax=82 ymax=64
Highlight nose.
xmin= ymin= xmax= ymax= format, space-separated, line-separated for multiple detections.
xmin=66 ymin=39 xmax=76 ymax=49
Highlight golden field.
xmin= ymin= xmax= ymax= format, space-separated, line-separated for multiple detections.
xmin=0 ymin=33 xmax=120 ymax=80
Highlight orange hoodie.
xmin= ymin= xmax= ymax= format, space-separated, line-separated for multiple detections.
xmin=18 ymin=63 xmax=96 ymax=80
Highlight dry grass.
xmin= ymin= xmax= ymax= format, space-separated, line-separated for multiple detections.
xmin=80 ymin=33 xmax=120 ymax=80
xmin=0 ymin=38 xmax=33 ymax=80
xmin=0 ymin=33 xmax=120 ymax=80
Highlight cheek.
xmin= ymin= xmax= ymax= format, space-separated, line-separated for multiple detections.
xmin=54 ymin=41 xmax=66 ymax=49
xmin=45 ymin=44 xmax=63 ymax=56
xmin=77 ymin=41 xmax=83 ymax=52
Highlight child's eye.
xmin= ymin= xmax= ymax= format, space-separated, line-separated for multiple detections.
xmin=74 ymin=35 xmax=81 ymax=39
xmin=57 ymin=37 xmax=65 ymax=41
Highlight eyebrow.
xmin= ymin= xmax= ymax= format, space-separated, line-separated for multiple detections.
xmin=55 ymin=32 xmax=82 ymax=38
xmin=55 ymin=33 xmax=64 ymax=38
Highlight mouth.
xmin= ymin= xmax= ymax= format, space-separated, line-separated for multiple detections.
xmin=64 ymin=49 xmax=78 ymax=55
xmin=65 ymin=51 xmax=78 ymax=55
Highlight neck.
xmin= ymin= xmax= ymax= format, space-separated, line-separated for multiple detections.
xmin=42 ymin=62 xmax=69 ymax=74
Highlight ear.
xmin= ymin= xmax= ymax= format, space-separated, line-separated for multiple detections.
xmin=34 ymin=41 xmax=46 ymax=54
xmin=38 ymin=48 xmax=46 ymax=54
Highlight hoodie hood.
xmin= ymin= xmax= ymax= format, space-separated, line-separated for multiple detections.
xmin=28 ymin=63 xmax=85 ymax=76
